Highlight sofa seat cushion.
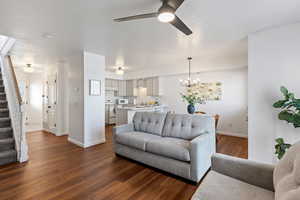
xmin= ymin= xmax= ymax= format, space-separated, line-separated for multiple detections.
xmin=115 ymin=131 xmax=161 ymax=151
xmin=192 ymin=171 xmax=274 ymax=200
xmin=146 ymin=137 xmax=191 ymax=162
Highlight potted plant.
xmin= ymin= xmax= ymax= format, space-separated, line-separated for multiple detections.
xmin=275 ymin=138 xmax=291 ymax=160
xmin=272 ymin=86 xmax=300 ymax=159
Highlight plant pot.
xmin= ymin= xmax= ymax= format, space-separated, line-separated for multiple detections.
xmin=187 ymin=104 xmax=195 ymax=114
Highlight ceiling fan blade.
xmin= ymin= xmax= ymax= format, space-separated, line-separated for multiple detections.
xmin=165 ymin=0 xmax=185 ymax=10
xmin=169 ymin=15 xmax=192 ymax=35
xmin=114 ymin=12 xmax=158 ymax=22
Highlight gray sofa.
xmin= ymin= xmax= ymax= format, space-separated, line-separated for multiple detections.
xmin=192 ymin=141 xmax=300 ymax=200
xmin=113 ymin=112 xmax=216 ymax=182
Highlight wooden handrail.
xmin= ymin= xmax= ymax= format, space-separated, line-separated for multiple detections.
xmin=6 ymin=55 xmax=22 ymax=105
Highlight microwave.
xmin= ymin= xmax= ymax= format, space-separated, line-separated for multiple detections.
xmin=118 ymin=99 xmax=128 ymax=105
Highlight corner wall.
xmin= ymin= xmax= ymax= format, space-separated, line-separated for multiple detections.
xmin=248 ymin=22 xmax=300 ymax=164
xmin=68 ymin=51 xmax=106 ymax=147
xmin=83 ymin=52 xmax=106 ymax=147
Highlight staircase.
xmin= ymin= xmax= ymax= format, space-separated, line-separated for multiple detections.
xmin=0 ymin=71 xmax=17 ymax=165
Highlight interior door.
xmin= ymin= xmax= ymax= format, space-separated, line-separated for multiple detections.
xmin=43 ymin=74 xmax=57 ymax=131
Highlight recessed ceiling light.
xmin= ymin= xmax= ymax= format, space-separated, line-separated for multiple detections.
xmin=24 ymin=64 xmax=34 ymax=73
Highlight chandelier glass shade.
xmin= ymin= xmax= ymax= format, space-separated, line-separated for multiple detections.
xmin=179 ymin=57 xmax=200 ymax=87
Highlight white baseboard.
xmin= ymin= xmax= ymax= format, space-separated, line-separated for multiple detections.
xmin=84 ymin=138 xmax=106 ymax=148
xmin=55 ymin=132 xmax=69 ymax=136
xmin=68 ymin=137 xmax=106 ymax=148
xmin=68 ymin=137 xmax=84 ymax=147
xmin=217 ymin=131 xmax=248 ymax=138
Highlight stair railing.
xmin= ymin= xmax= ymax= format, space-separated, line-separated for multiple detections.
xmin=0 ymin=55 xmax=28 ymax=162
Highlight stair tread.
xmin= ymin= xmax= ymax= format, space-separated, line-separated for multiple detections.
xmin=0 ymin=108 xmax=9 ymax=112
xmin=0 ymin=117 xmax=10 ymax=121
xmin=0 ymin=150 xmax=16 ymax=158
xmin=0 ymin=138 xmax=14 ymax=144
xmin=0 ymin=127 xmax=12 ymax=132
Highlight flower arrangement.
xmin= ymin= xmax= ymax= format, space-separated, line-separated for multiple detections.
xmin=181 ymin=87 xmax=205 ymax=105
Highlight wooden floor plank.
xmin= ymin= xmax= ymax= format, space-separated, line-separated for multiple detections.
xmin=0 ymin=126 xmax=248 ymax=200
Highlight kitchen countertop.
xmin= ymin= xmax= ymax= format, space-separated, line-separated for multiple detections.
xmin=117 ymin=105 xmax=168 ymax=111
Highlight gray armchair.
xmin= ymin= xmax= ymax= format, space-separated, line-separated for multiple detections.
xmin=192 ymin=141 xmax=300 ymax=200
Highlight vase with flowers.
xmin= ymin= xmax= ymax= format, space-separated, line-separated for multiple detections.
xmin=181 ymin=87 xmax=205 ymax=114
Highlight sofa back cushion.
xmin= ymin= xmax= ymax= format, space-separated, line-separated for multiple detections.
xmin=274 ymin=140 xmax=300 ymax=200
xmin=162 ymin=113 xmax=214 ymax=140
xmin=133 ymin=112 xmax=167 ymax=136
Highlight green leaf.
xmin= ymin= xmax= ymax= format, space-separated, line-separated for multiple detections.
xmin=273 ymin=100 xmax=287 ymax=108
xmin=280 ymin=86 xmax=288 ymax=95
xmin=288 ymin=93 xmax=295 ymax=100
xmin=278 ymin=111 xmax=294 ymax=123
xmin=275 ymin=138 xmax=284 ymax=144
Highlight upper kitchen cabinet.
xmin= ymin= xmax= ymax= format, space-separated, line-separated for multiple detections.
xmin=125 ymin=77 xmax=161 ymax=97
xmin=152 ymin=77 xmax=160 ymax=96
xmin=137 ymin=79 xmax=145 ymax=88
xmin=105 ymin=79 xmax=119 ymax=91
xmin=145 ymin=77 xmax=159 ymax=96
xmin=117 ymin=80 xmax=127 ymax=96
xmin=145 ymin=78 xmax=153 ymax=96
xmin=126 ymin=80 xmax=135 ymax=96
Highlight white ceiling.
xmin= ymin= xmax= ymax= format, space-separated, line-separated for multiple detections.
xmin=0 ymin=0 xmax=300 ymax=74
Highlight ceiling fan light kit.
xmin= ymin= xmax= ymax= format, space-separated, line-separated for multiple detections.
xmin=115 ymin=67 xmax=124 ymax=75
xmin=158 ymin=5 xmax=175 ymax=23
xmin=113 ymin=0 xmax=192 ymax=35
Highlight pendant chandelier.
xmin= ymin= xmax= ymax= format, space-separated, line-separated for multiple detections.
xmin=179 ymin=57 xmax=200 ymax=87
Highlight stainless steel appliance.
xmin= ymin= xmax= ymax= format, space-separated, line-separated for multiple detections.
xmin=118 ymin=98 xmax=128 ymax=105
xmin=105 ymin=103 xmax=116 ymax=125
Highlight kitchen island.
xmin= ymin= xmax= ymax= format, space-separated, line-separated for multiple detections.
xmin=116 ymin=105 xmax=169 ymax=126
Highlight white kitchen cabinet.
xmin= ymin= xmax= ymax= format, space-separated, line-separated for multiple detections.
xmin=106 ymin=79 xmax=119 ymax=91
xmin=105 ymin=79 xmax=112 ymax=89
xmin=112 ymin=79 xmax=118 ymax=90
xmin=126 ymin=80 xmax=138 ymax=96
xmin=145 ymin=78 xmax=153 ymax=96
xmin=152 ymin=77 xmax=159 ymax=96
xmin=126 ymin=80 xmax=133 ymax=96
xmin=137 ymin=79 xmax=145 ymax=88
xmin=118 ymin=80 xmax=127 ymax=96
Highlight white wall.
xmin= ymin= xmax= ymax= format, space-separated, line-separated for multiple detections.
xmin=160 ymin=68 xmax=248 ymax=137
xmin=68 ymin=53 xmax=85 ymax=145
xmin=248 ymin=22 xmax=300 ymax=164
xmin=68 ymin=51 xmax=106 ymax=148
xmin=83 ymin=52 xmax=106 ymax=147
xmin=56 ymin=63 xmax=69 ymax=135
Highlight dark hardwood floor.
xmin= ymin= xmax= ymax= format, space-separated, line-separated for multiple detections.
xmin=0 ymin=126 xmax=247 ymax=200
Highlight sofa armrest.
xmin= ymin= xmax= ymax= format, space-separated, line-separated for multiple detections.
xmin=112 ymin=124 xmax=134 ymax=144
xmin=113 ymin=124 xmax=134 ymax=135
xmin=212 ymin=153 xmax=275 ymax=191
xmin=190 ymin=133 xmax=216 ymax=182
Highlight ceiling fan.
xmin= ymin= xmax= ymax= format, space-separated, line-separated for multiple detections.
xmin=113 ymin=0 xmax=192 ymax=36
